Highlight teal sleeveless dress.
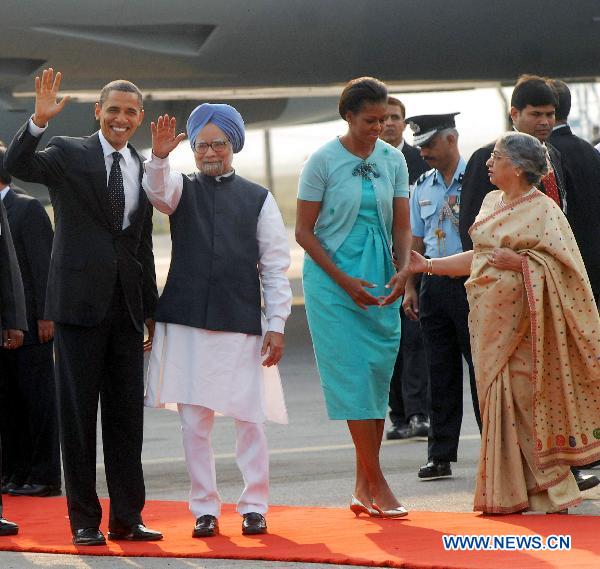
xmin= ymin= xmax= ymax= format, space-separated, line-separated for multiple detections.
xmin=303 ymin=177 xmax=401 ymax=419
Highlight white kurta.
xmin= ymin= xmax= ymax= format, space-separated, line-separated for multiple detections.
xmin=142 ymin=156 xmax=292 ymax=424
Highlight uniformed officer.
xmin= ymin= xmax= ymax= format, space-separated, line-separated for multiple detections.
xmin=403 ymin=113 xmax=481 ymax=480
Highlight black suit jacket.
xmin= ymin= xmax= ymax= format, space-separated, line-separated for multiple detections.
xmin=549 ymin=125 xmax=600 ymax=295
xmin=0 ymin=198 xmax=27 ymax=333
xmin=2 ymin=188 xmax=53 ymax=344
xmin=401 ymin=142 xmax=428 ymax=186
xmin=459 ymin=139 xmax=567 ymax=251
xmin=3 ymin=124 xmax=158 ymax=331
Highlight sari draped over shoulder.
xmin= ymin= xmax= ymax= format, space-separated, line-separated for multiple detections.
xmin=466 ymin=189 xmax=600 ymax=514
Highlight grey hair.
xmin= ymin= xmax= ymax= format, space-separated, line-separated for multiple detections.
xmin=496 ymin=131 xmax=549 ymax=185
xmin=439 ymin=127 xmax=459 ymax=139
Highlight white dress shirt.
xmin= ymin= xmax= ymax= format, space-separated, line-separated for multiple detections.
xmin=27 ymin=119 xmax=140 ymax=229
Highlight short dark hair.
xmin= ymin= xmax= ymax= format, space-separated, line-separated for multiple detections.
xmin=387 ymin=96 xmax=406 ymax=118
xmin=0 ymin=148 xmax=12 ymax=185
xmin=338 ymin=77 xmax=387 ymax=119
xmin=98 ymin=80 xmax=143 ymax=108
xmin=548 ymin=79 xmax=571 ymax=121
xmin=510 ymin=74 xmax=557 ymax=110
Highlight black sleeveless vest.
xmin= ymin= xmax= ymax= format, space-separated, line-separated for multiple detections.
xmin=155 ymin=172 xmax=268 ymax=335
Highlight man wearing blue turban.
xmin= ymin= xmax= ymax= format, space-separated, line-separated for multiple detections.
xmin=142 ymin=106 xmax=292 ymax=538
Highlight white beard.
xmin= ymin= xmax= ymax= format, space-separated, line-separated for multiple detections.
xmin=199 ymin=161 xmax=225 ymax=177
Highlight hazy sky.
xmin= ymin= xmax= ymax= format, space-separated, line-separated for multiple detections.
xmin=168 ymin=83 xmax=600 ymax=184
xmin=168 ymin=87 xmax=508 ymax=180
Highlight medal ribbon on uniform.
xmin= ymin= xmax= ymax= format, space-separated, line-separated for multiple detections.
xmin=436 ymin=197 xmax=459 ymax=256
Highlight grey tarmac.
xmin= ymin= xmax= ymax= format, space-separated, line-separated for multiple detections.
xmin=3 ymin=234 xmax=597 ymax=568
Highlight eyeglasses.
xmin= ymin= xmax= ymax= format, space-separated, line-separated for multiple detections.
xmin=489 ymin=151 xmax=508 ymax=160
xmin=194 ymin=140 xmax=229 ymax=154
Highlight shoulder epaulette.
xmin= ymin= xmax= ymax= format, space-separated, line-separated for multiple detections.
xmin=415 ymin=169 xmax=435 ymax=186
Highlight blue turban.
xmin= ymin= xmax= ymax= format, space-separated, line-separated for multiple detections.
xmin=186 ymin=103 xmax=245 ymax=153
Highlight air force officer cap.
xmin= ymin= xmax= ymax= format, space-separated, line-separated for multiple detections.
xmin=406 ymin=112 xmax=460 ymax=146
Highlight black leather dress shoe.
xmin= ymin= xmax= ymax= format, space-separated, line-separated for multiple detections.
xmin=242 ymin=512 xmax=267 ymax=535
xmin=0 ymin=518 xmax=19 ymax=536
xmin=418 ymin=460 xmax=452 ymax=480
xmin=9 ymin=483 xmax=62 ymax=497
xmin=1 ymin=482 xmax=19 ymax=494
xmin=571 ymin=468 xmax=600 ymax=492
xmin=72 ymin=528 xmax=106 ymax=546
xmin=407 ymin=414 xmax=430 ymax=437
xmin=193 ymin=515 xmax=219 ymax=538
xmin=108 ymin=524 xmax=163 ymax=541
xmin=386 ymin=423 xmax=412 ymax=440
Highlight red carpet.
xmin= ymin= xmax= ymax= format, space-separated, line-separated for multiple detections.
xmin=0 ymin=496 xmax=598 ymax=568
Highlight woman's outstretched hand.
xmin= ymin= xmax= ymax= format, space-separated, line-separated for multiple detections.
xmin=339 ymin=275 xmax=381 ymax=310
xmin=380 ymin=270 xmax=408 ymax=305
xmin=408 ymin=250 xmax=428 ymax=274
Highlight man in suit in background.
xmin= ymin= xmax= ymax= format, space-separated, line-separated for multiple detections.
xmin=458 ymin=74 xmax=599 ymax=492
xmin=459 ymin=75 xmax=567 ymax=251
xmin=0 ymin=145 xmax=61 ymax=498
xmin=0 ymin=195 xmax=27 ymax=536
xmin=381 ymin=97 xmax=428 ymax=184
xmin=548 ymin=79 xmax=600 ymax=305
xmin=380 ymin=97 xmax=430 ymax=440
xmin=3 ymin=68 xmax=161 ymax=545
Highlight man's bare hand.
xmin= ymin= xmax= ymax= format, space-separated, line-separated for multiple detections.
xmin=402 ymin=285 xmax=420 ymax=321
xmin=144 ymin=318 xmax=155 ymax=352
xmin=2 ymin=329 xmax=24 ymax=349
xmin=151 ymin=114 xmax=187 ymax=159
xmin=38 ymin=320 xmax=54 ymax=343
xmin=261 ymin=331 xmax=285 ymax=367
xmin=33 ymin=68 xmax=69 ymax=127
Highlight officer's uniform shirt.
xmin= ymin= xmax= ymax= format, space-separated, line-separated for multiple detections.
xmin=410 ymin=158 xmax=466 ymax=259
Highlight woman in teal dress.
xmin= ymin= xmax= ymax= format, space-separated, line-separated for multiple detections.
xmin=296 ymin=77 xmax=411 ymax=517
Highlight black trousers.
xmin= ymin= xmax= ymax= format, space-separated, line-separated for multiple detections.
xmin=388 ymin=289 xmax=430 ymax=425
xmin=54 ymin=283 xmax=145 ymax=531
xmin=419 ymin=274 xmax=482 ymax=463
xmin=0 ymin=436 xmax=3 ymax=517
xmin=0 ymin=342 xmax=61 ymax=486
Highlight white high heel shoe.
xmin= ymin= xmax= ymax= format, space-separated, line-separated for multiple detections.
xmin=349 ymin=495 xmax=379 ymax=517
xmin=372 ymin=502 xmax=409 ymax=518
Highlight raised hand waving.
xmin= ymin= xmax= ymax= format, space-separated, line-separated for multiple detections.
xmin=33 ymin=68 xmax=70 ymax=127
xmin=151 ymin=114 xmax=187 ymax=159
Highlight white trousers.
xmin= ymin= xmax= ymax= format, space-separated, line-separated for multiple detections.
xmin=178 ymin=404 xmax=269 ymax=518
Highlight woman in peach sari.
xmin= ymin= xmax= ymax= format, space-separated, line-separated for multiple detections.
xmin=410 ymin=132 xmax=600 ymax=514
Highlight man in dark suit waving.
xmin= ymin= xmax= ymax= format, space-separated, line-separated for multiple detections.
xmin=4 ymin=68 xmax=161 ymax=545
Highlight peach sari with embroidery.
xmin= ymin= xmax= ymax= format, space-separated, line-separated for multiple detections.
xmin=466 ymin=189 xmax=600 ymax=514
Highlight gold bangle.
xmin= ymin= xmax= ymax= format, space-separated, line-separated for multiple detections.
xmin=427 ymin=259 xmax=433 ymax=275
